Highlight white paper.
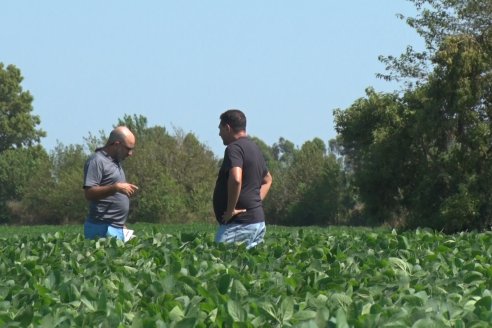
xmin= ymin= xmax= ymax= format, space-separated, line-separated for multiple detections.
xmin=123 ymin=228 xmax=135 ymax=242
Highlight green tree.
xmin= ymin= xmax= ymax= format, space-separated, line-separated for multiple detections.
xmin=286 ymin=139 xmax=347 ymax=226
xmin=0 ymin=63 xmax=45 ymax=152
xmin=21 ymin=143 xmax=88 ymax=224
xmin=272 ymin=137 xmax=295 ymax=167
xmin=378 ymin=0 xmax=491 ymax=86
xmin=170 ymin=130 xmax=218 ymax=222
xmin=263 ymin=137 xmax=299 ymax=224
xmin=118 ymin=116 xmax=218 ymax=223
xmin=335 ymin=0 xmax=492 ymax=231
xmin=117 ymin=113 xmax=148 ymax=138
xmin=261 ymin=137 xmax=297 ymax=224
xmin=264 ymin=138 xmax=351 ymax=226
xmin=403 ymin=31 xmax=492 ymax=231
xmin=0 ymin=146 xmax=50 ymax=223
xmin=334 ymin=89 xmax=412 ymax=225
xmin=250 ymin=136 xmax=277 ymax=170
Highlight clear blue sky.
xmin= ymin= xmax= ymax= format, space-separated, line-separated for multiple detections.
xmin=1 ymin=1 xmax=423 ymax=157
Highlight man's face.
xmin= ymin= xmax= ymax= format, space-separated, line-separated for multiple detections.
xmin=218 ymin=122 xmax=230 ymax=145
xmin=114 ymin=137 xmax=135 ymax=162
xmin=219 ymin=124 xmax=234 ymax=146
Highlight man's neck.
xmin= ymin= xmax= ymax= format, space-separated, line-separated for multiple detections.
xmin=233 ymin=131 xmax=248 ymax=140
xmin=98 ymin=146 xmax=118 ymax=162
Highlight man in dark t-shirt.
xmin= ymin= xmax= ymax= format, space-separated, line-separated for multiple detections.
xmin=213 ymin=109 xmax=273 ymax=248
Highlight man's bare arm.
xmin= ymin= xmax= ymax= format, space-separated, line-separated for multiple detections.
xmin=222 ymin=166 xmax=246 ymax=222
xmin=84 ymin=183 xmax=138 ymax=201
xmin=260 ymin=171 xmax=273 ymax=200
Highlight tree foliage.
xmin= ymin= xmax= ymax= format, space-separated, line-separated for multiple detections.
xmin=2 ymin=115 xmax=352 ymax=227
xmin=262 ymin=137 xmax=352 ymax=226
xmin=0 ymin=113 xmax=219 ymax=225
xmin=378 ymin=0 xmax=491 ymax=86
xmin=10 ymin=0 xmax=491 ymax=231
xmin=334 ymin=89 xmax=411 ymax=225
xmin=0 ymin=146 xmax=49 ymax=223
xmin=21 ymin=143 xmax=88 ymax=224
xmin=0 ymin=63 xmax=45 ymax=152
xmin=335 ymin=0 xmax=492 ymax=231
xmin=112 ymin=115 xmax=218 ymax=224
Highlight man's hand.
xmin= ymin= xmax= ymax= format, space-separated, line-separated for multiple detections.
xmin=116 ymin=182 xmax=139 ymax=197
xmin=222 ymin=208 xmax=246 ymax=223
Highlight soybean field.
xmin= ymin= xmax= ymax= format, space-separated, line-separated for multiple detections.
xmin=1 ymin=224 xmax=491 ymax=327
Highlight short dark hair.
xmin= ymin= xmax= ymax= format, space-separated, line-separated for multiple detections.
xmin=220 ymin=109 xmax=246 ymax=132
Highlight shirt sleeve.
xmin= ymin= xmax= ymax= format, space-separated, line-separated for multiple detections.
xmin=226 ymin=143 xmax=244 ymax=168
xmin=83 ymin=156 xmax=103 ymax=188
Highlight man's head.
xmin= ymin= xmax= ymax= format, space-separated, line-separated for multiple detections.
xmin=106 ymin=126 xmax=136 ymax=161
xmin=218 ymin=109 xmax=247 ymax=145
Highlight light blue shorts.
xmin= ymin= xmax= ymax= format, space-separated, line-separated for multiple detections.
xmin=215 ymin=222 xmax=266 ymax=249
xmin=84 ymin=220 xmax=124 ymax=241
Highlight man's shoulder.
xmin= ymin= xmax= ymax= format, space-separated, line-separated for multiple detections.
xmin=226 ymin=137 xmax=264 ymax=162
xmin=86 ymin=151 xmax=112 ymax=166
xmin=86 ymin=151 xmax=101 ymax=162
xmin=229 ymin=137 xmax=257 ymax=149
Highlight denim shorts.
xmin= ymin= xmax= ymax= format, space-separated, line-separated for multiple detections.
xmin=215 ymin=221 xmax=266 ymax=249
xmin=84 ymin=220 xmax=124 ymax=241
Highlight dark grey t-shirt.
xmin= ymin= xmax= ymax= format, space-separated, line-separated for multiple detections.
xmin=213 ymin=137 xmax=268 ymax=225
xmin=83 ymin=150 xmax=129 ymax=227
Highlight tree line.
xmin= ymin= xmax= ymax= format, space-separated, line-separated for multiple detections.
xmin=1 ymin=0 xmax=491 ymax=232
xmin=0 ymin=109 xmax=352 ymax=227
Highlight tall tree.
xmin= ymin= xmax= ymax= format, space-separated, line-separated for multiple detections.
xmin=334 ymin=89 xmax=411 ymax=225
xmin=264 ymin=137 xmax=351 ymax=226
xmin=0 ymin=63 xmax=45 ymax=152
xmin=335 ymin=0 xmax=492 ymax=231
xmin=0 ymin=146 xmax=50 ymax=223
xmin=117 ymin=114 xmax=148 ymax=139
xmin=378 ymin=0 xmax=491 ymax=86
xmin=21 ymin=143 xmax=88 ymax=224
xmin=118 ymin=116 xmax=218 ymax=223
